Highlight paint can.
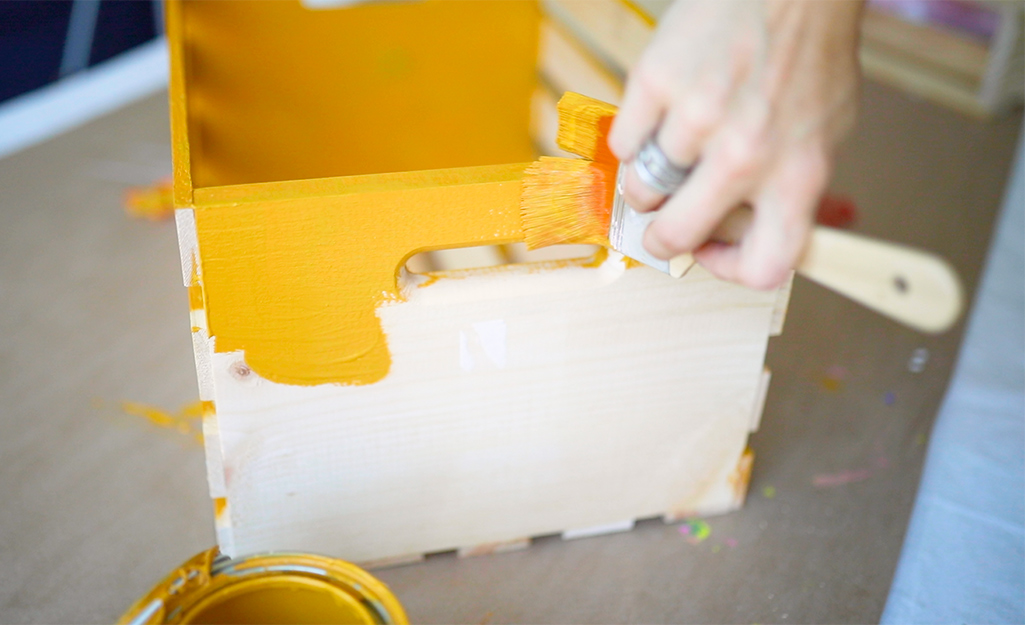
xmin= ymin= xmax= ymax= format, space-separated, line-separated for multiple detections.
xmin=118 ymin=548 xmax=408 ymax=625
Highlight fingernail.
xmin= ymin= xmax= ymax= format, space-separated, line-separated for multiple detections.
xmin=643 ymin=228 xmax=671 ymax=260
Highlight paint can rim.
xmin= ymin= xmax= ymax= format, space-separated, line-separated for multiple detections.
xmin=118 ymin=547 xmax=408 ymax=625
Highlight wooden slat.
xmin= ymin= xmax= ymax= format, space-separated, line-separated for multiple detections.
xmin=770 ymin=271 xmax=795 ymax=337
xmin=861 ymin=7 xmax=989 ymax=84
xmin=541 ymin=0 xmax=653 ymax=76
xmin=749 ymin=368 xmax=772 ymax=434
xmin=538 ymin=18 xmax=623 ymax=104
xmin=209 ymin=260 xmax=781 ymax=562
xmin=530 ymin=87 xmax=573 ymax=158
xmin=457 ymin=538 xmax=531 ymax=558
xmin=860 ymin=45 xmax=988 ymax=118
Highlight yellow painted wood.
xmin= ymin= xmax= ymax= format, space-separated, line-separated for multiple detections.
xmin=170 ymin=0 xmax=540 ymax=189
xmin=166 ymin=0 xmax=193 ymax=207
xmin=192 ymin=164 xmax=529 ymax=386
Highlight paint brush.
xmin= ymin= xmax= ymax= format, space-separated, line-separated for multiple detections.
xmin=521 ymin=92 xmax=694 ymax=275
xmin=519 ymin=92 xmax=964 ymax=334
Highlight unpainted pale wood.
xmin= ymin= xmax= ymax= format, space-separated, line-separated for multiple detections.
xmin=800 ymin=227 xmax=964 ymax=334
xmin=531 ymin=87 xmax=573 ymax=158
xmin=359 ymin=554 xmax=426 ymax=571
xmin=562 ymin=519 xmax=636 ymax=540
xmin=748 ymin=368 xmax=772 ymax=434
xmin=457 ymin=538 xmax=532 ymax=559
xmin=861 ymin=7 xmax=990 ymax=82
xmin=859 ymin=46 xmax=989 ymax=118
xmin=427 ymin=246 xmax=506 ymax=272
xmin=770 ymin=272 xmax=795 ymax=337
xmin=204 ymin=256 xmax=780 ymax=564
xmin=503 ymin=242 xmax=599 ymax=264
xmin=541 ymin=0 xmax=651 ymax=76
xmin=538 ymin=18 xmax=623 ymax=104
xmin=662 ymin=448 xmax=754 ymax=522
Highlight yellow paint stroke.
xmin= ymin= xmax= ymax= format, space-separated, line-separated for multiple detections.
xmin=194 ymin=164 xmax=528 ymax=386
xmin=121 ymin=400 xmax=206 ymax=444
xmin=820 ymin=376 xmax=844 ymax=392
xmin=213 ymin=497 xmax=228 ymax=522
xmin=188 ymin=253 xmax=204 ymax=311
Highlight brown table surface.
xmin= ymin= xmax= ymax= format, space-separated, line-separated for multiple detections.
xmin=0 ymin=81 xmax=1020 ymax=624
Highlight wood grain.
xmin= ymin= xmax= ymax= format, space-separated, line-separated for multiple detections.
xmin=204 ymin=256 xmax=781 ymax=564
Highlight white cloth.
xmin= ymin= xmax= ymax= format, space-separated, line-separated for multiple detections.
xmin=882 ymin=130 xmax=1025 ymax=624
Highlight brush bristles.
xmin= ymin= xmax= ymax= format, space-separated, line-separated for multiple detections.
xmin=555 ymin=92 xmax=618 ymax=162
xmin=521 ymin=156 xmax=615 ymax=250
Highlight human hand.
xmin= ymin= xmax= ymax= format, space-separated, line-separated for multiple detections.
xmin=607 ymin=0 xmax=863 ymax=289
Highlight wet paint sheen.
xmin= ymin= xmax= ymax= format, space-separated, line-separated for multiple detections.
xmin=194 ymin=164 xmax=528 ymax=386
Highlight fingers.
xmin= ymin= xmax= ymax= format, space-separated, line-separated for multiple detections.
xmin=608 ymin=65 xmax=667 ymax=164
xmin=693 ymin=147 xmax=829 ymax=290
xmin=693 ymin=211 xmax=796 ymax=291
xmin=618 ymin=96 xmax=718 ymax=213
xmin=621 ymin=159 xmax=671 ymax=213
xmin=641 ymin=117 xmax=770 ymax=259
xmin=642 ymin=150 xmax=752 ymax=260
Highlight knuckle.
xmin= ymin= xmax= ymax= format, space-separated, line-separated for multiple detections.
xmin=719 ymin=130 xmax=763 ymax=177
xmin=804 ymin=147 xmax=832 ymax=189
xmin=780 ymin=146 xmax=832 ymax=203
xmin=679 ymin=98 xmax=721 ymax=138
xmin=631 ymin=62 xmax=667 ymax=99
xmin=738 ymin=256 xmax=788 ymax=291
xmin=650 ymin=220 xmax=692 ymax=255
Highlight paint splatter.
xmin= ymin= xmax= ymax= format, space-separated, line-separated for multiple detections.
xmin=815 ymin=194 xmax=858 ymax=229
xmin=884 ymin=391 xmax=896 ymax=406
xmin=724 ymin=537 xmax=739 ymax=548
xmin=916 ymin=432 xmax=927 ymax=447
xmin=908 ymin=348 xmax=930 ymax=373
xmin=821 ymin=365 xmax=847 ymax=392
xmin=827 ymin=365 xmax=848 ymax=379
xmin=119 ymin=400 xmax=205 ymax=444
xmin=123 ymin=179 xmax=174 ymax=221
xmin=678 ymin=519 xmax=711 ymax=544
xmin=812 ymin=469 xmax=872 ymax=488
xmin=711 ymin=544 xmax=721 ymax=553
xmin=762 ymin=486 xmax=776 ymax=499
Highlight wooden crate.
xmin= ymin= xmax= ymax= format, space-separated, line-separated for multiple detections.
xmin=168 ymin=0 xmax=791 ymax=567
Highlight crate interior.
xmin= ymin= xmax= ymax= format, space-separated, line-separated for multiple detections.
xmin=177 ymin=0 xmax=541 ymax=190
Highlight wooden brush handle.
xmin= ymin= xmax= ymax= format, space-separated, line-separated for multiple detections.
xmin=708 ymin=208 xmax=964 ymax=334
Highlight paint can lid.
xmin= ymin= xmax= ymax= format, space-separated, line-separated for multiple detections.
xmin=118 ymin=547 xmax=408 ymax=625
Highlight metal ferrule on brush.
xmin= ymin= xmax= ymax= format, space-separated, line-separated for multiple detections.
xmin=610 ymin=164 xmax=672 ymax=275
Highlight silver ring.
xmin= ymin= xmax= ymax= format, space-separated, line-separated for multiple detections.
xmin=633 ymin=137 xmax=692 ymax=195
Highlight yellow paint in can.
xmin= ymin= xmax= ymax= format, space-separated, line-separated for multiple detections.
xmin=119 ymin=548 xmax=407 ymax=625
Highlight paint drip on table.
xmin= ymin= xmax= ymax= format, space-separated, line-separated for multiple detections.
xmin=813 ymin=455 xmax=889 ymax=488
xmin=678 ymin=519 xmax=711 ymax=545
xmin=820 ymin=365 xmax=847 ymax=392
xmin=114 ymin=399 xmax=206 ymax=444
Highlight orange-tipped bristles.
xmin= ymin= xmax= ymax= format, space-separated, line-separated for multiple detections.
xmin=520 ymin=156 xmax=617 ymax=250
xmin=520 ymin=92 xmax=621 ymax=251
xmin=555 ymin=92 xmax=618 ymax=162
